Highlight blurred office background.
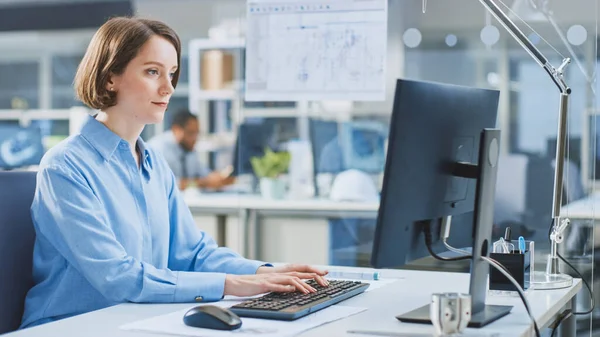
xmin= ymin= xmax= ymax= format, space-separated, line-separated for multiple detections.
xmin=0 ymin=0 xmax=599 ymax=334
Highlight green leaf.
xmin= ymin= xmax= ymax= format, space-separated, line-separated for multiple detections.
xmin=250 ymin=147 xmax=291 ymax=178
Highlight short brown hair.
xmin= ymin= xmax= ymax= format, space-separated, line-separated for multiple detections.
xmin=74 ymin=17 xmax=181 ymax=110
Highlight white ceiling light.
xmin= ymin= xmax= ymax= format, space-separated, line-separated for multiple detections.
xmin=567 ymin=25 xmax=587 ymax=46
xmin=487 ymin=72 xmax=500 ymax=87
xmin=480 ymin=25 xmax=500 ymax=46
xmin=403 ymin=28 xmax=422 ymax=48
xmin=445 ymin=34 xmax=457 ymax=47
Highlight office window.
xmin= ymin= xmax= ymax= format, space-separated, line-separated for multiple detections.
xmin=51 ymin=55 xmax=85 ymax=109
xmin=0 ymin=61 xmax=39 ymax=109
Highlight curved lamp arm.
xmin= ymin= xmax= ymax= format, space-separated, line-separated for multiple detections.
xmin=529 ymin=0 xmax=593 ymax=84
xmin=477 ymin=0 xmax=571 ymax=275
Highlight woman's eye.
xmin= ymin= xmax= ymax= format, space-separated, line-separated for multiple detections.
xmin=147 ymin=69 xmax=159 ymax=75
xmin=169 ymin=72 xmax=175 ymax=79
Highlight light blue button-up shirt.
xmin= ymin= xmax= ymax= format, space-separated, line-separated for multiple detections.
xmin=21 ymin=116 xmax=266 ymax=329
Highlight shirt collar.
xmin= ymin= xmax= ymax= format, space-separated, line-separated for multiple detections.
xmin=80 ymin=115 xmax=122 ymax=161
xmin=137 ymin=138 xmax=153 ymax=172
xmin=80 ymin=115 xmax=152 ymax=172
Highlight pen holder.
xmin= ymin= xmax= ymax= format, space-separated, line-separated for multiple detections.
xmin=489 ymin=240 xmax=534 ymax=292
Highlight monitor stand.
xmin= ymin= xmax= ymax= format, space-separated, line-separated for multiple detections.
xmin=396 ymin=303 xmax=512 ymax=327
xmin=396 ymin=129 xmax=513 ymax=328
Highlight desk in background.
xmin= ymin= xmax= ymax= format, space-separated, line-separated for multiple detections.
xmin=5 ymin=266 xmax=581 ymax=337
xmin=184 ymin=194 xmax=379 ymax=263
xmin=186 ymin=191 xmax=600 ymax=264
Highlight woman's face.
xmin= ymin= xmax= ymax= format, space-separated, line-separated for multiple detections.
xmin=108 ymin=35 xmax=178 ymax=125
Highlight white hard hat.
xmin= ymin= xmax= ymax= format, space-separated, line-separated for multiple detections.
xmin=329 ymin=169 xmax=379 ymax=202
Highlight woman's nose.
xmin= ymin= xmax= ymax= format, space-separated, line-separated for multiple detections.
xmin=161 ymin=79 xmax=174 ymax=96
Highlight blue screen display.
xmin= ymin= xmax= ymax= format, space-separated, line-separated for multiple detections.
xmin=0 ymin=125 xmax=44 ymax=169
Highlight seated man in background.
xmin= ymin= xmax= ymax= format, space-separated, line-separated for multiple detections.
xmin=149 ymin=109 xmax=234 ymax=190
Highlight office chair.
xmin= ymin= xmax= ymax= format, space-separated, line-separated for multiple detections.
xmin=0 ymin=171 xmax=37 ymax=333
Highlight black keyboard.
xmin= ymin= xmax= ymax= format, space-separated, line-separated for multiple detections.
xmin=229 ymin=279 xmax=369 ymax=321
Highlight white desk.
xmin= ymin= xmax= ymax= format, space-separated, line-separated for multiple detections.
xmin=184 ymin=194 xmax=379 ymax=260
xmin=184 ymin=194 xmax=379 ymax=216
xmin=6 ymin=266 xmax=581 ymax=337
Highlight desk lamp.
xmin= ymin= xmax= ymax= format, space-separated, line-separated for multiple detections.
xmin=423 ymin=0 xmax=573 ymax=289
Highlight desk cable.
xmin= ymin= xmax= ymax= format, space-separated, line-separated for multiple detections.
xmin=425 ymin=223 xmax=541 ymax=337
xmin=546 ymin=218 xmax=595 ymax=337
xmin=440 ymin=215 xmax=473 ymax=257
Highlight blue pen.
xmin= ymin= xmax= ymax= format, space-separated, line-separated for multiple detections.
xmin=518 ymin=236 xmax=526 ymax=254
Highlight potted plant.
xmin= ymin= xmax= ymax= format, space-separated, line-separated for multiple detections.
xmin=250 ymin=147 xmax=291 ymax=199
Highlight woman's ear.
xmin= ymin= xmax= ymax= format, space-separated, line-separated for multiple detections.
xmin=105 ymin=73 xmax=119 ymax=92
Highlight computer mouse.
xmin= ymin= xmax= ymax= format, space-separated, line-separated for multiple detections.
xmin=183 ymin=305 xmax=242 ymax=330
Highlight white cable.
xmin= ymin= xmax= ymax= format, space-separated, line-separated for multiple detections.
xmin=440 ymin=217 xmax=471 ymax=256
xmin=481 ymin=256 xmax=538 ymax=335
xmin=443 ymin=239 xmax=471 ymax=256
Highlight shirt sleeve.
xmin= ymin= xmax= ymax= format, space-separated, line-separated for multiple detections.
xmin=33 ymin=165 xmax=226 ymax=303
xmin=165 ymin=169 xmax=266 ymax=284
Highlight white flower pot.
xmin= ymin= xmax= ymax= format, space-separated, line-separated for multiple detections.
xmin=259 ymin=177 xmax=286 ymax=199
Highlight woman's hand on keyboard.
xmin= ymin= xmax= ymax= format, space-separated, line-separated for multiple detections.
xmin=257 ymin=264 xmax=328 ymax=285
xmin=224 ymin=271 xmax=328 ymax=297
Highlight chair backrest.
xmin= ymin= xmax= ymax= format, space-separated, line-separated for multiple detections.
xmin=0 ymin=171 xmax=37 ymax=333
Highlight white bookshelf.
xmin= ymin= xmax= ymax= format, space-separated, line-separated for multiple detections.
xmin=187 ymin=38 xmax=246 ymax=168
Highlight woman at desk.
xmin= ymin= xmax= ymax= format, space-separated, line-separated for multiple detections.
xmin=20 ymin=17 xmax=327 ymax=329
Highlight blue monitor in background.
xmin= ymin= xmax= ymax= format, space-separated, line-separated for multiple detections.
xmin=0 ymin=124 xmax=44 ymax=170
xmin=309 ymin=119 xmax=388 ymax=176
xmin=232 ymin=122 xmax=273 ymax=176
xmin=309 ymin=119 xmax=341 ymax=175
xmin=308 ymin=118 xmax=386 ymax=266
xmin=339 ymin=121 xmax=388 ymax=174
xmin=232 ymin=117 xmax=298 ymax=176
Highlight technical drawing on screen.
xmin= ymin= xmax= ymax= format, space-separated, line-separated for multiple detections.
xmin=245 ymin=0 xmax=388 ymax=101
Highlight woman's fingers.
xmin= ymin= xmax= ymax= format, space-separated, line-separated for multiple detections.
xmin=266 ymin=283 xmax=296 ymax=293
xmin=285 ymin=272 xmax=329 ymax=287
xmin=286 ymin=264 xmax=328 ymax=276
xmin=313 ymin=274 xmax=329 ymax=287
xmin=291 ymin=277 xmax=315 ymax=293
xmin=268 ymin=275 xmax=315 ymax=293
xmin=287 ymin=272 xmax=318 ymax=280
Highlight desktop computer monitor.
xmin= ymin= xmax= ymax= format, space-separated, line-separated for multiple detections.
xmin=232 ymin=118 xmax=298 ymax=176
xmin=340 ymin=121 xmax=388 ymax=174
xmin=0 ymin=124 xmax=44 ymax=170
xmin=371 ymin=79 xmax=509 ymax=327
xmin=232 ymin=122 xmax=274 ymax=176
xmin=309 ymin=119 xmax=388 ymax=175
